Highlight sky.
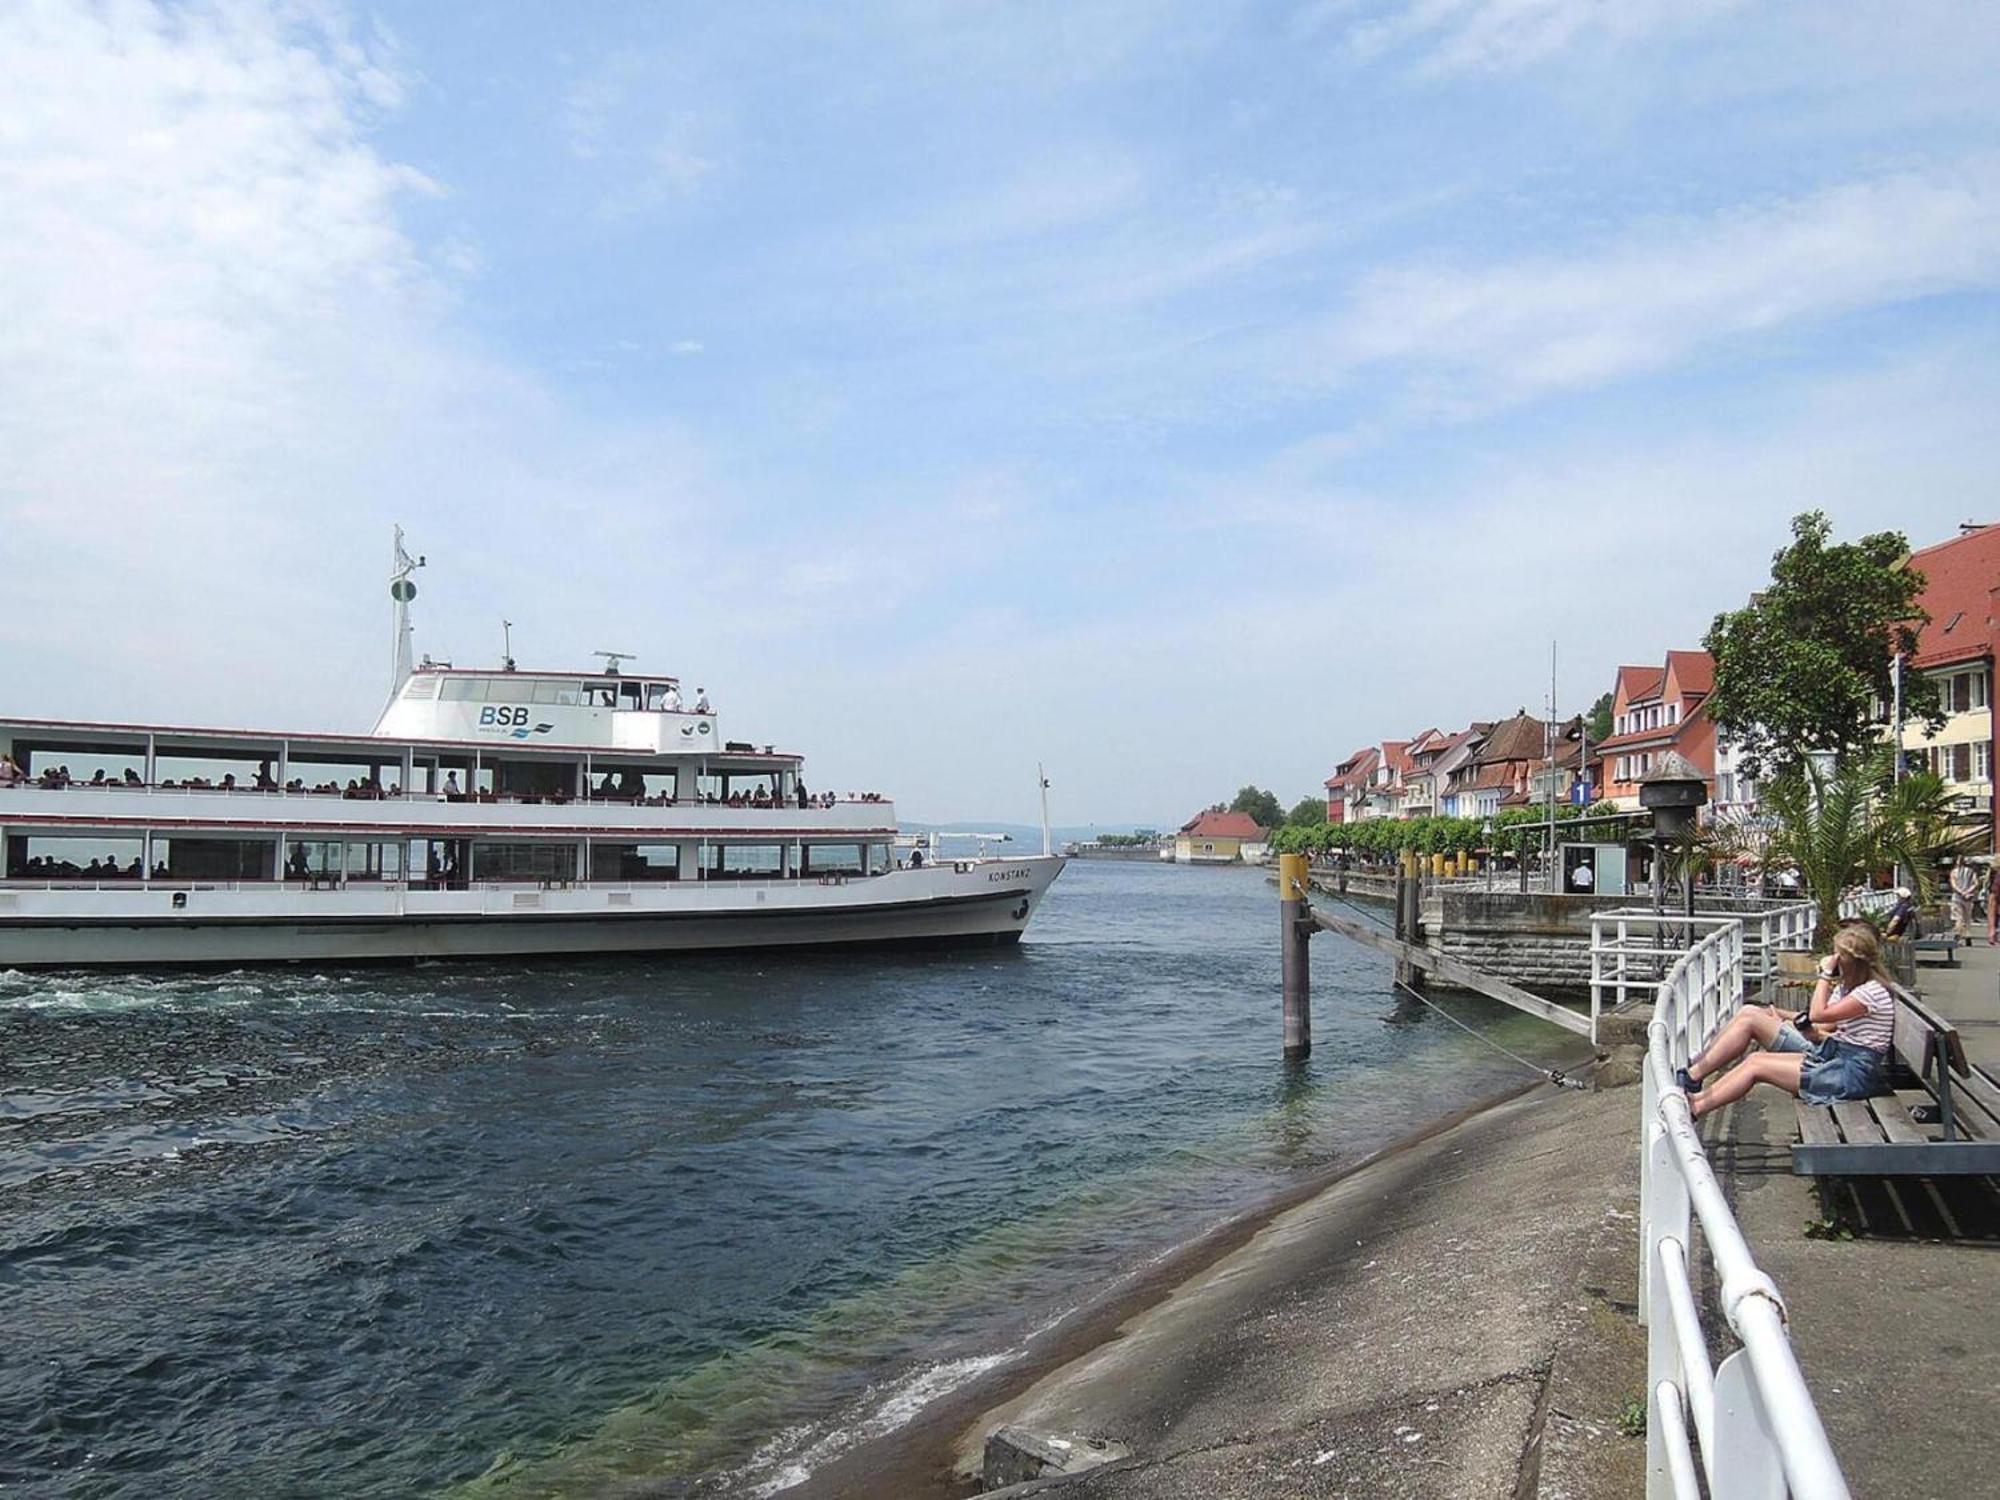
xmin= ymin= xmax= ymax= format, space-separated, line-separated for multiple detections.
xmin=4 ymin=1 xmax=1999 ymax=827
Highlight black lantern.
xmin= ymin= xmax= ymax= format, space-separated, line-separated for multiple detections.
xmin=1639 ymin=752 xmax=1709 ymax=916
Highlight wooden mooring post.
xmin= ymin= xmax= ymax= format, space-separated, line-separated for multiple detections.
xmin=1279 ymin=852 xmax=1311 ymax=1060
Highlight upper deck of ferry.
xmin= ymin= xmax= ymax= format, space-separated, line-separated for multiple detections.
xmin=375 ymin=663 xmax=735 ymax=755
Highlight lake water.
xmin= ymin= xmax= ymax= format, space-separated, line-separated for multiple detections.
xmin=0 ymin=859 xmax=1588 ymax=1498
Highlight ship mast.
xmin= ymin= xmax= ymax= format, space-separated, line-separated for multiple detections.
xmin=388 ymin=526 xmax=424 ymax=701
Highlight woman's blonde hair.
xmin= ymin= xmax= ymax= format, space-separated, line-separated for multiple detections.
xmin=1833 ymin=922 xmax=1898 ymax=991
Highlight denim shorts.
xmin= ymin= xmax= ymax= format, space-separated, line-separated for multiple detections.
xmin=1797 ymin=1037 xmax=1885 ymax=1105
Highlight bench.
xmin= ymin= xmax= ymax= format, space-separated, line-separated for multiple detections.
xmin=1911 ymin=933 xmax=1959 ymax=967
xmin=1792 ymin=987 xmax=2000 ymax=1176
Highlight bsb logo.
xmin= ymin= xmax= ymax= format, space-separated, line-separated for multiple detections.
xmin=477 ymin=706 xmax=557 ymax=738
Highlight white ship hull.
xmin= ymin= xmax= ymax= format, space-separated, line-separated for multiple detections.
xmin=0 ymin=856 xmax=1065 ymax=969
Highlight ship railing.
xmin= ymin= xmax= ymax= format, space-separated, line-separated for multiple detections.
xmin=6 ymin=781 xmax=892 ymax=810
xmin=1591 ymin=908 xmax=1850 ymax=1499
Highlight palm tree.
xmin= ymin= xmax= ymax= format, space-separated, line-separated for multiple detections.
xmin=1758 ymin=755 xmax=1959 ymax=943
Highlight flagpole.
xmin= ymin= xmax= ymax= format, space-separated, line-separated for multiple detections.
xmin=1038 ymin=765 xmax=1051 ymax=857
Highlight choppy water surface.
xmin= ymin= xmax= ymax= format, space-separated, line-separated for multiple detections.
xmin=0 ymin=861 xmax=1587 ymax=1499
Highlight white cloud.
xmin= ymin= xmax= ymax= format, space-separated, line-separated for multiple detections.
xmin=1321 ymin=0 xmax=1741 ymax=75
xmin=1311 ymin=160 xmax=2000 ymax=410
xmin=0 ymin=1 xmax=719 ymax=724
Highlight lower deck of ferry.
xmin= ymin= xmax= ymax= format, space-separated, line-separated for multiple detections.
xmin=0 ymin=854 xmax=1065 ymax=968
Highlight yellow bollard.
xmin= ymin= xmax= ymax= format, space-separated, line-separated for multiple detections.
xmin=1279 ymin=852 xmax=1310 ymax=1059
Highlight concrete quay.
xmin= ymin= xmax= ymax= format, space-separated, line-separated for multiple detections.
xmin=797 ymin=976 xmax=2000 ymax=1499
xmin=954 ymin=1084 xmax=1647 ymax=1499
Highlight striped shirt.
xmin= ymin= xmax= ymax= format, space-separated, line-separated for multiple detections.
xmin=1831 ymin=980 xmax=1894 ymax=1053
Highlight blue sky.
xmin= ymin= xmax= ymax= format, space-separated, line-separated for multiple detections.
xmin=5 ymin=1 xmax=2000 ymax=824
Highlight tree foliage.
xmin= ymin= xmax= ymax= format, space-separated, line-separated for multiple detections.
xmin=1748 ymin=754 xmax=1960 ymax=943
xmin=1703 ymin=511 xmax=1938 ymax=778
xmin=1585 ymin=691 xmax=1613 ymax=746
xmin=1285 ymin=795 xmax=1328 ymax=827
xmin=1264 ymin=803 xmax=1629 ymax=859
xmin=1229 ymin=784 xmax=1285 ymax=830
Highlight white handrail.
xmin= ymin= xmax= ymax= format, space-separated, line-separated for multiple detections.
xmin=1615 ymin=911 xmax=1851 ymax=1499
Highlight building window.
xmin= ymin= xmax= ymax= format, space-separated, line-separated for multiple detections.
xmin=1975 ymin=742 xmax=1992 ymax=783
xmin=1974 ymin=673 xmax=1990 ymax=711
xmin=1951 ymin=743 xmax=1973 ymax=782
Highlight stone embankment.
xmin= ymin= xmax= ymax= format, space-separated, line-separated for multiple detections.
xmin=790 ymin=1070 xmax=1650 ymax=1500
xmin=955 ymin=1084 xmax=1648 ymax=1499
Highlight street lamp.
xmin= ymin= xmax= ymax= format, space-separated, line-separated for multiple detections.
xmin=1639 ymin=752 xmax=1709 ymax=919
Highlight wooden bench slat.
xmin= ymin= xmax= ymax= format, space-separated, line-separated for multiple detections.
xmin=1796 ymin=1102 xmax=1841 ymax=1146
xmin=1872 ymin=1093 xmax=1928 ymax=1144
xmin=1952 ymin=1061 xmax=2000 ymax=1124
xmin=1831 ymin=1099 xmax=1885 ymax=1145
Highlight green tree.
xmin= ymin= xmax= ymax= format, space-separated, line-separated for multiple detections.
xmin=1285 ymin=795 xmax=1328 ymax=826
xmin=1703 ymin=511 xmax=1940 ymax=778
xmin=1229 ymin=784 xmax=1285 ymax=830
xmin=1586 ymin=691 xmax=1613 ymax=746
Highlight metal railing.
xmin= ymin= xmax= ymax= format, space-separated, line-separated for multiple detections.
xmin=1590 ymin=903 xmax=1817 ymax=1020
xmin=1604 ymin=911 xmax=1850 ymax=1498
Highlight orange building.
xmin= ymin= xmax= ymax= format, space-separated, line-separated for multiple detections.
xmin=1597 ymin=651 xmax=1719 ymax=809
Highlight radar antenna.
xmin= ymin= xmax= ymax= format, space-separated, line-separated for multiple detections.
xmin=594 ymin=650 xmax=636 ymax=675
xmin=388 ymin=526 xmax=426 ymax=702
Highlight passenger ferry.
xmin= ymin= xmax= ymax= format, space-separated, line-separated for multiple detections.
xmin=0 ymin=534 xmax=1064 ymax=968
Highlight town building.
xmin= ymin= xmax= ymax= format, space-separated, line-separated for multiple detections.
xmin=1323 ymin=746 xmax=1378 ymax=825
xmin=1447 ymin=712 xmax=1548 ymax=820
xmin=1894 ymin=523 xmax=2000 ymax=847
xmin=1174 ymin=809 xmax=1268 ymax=864
xmin=1526 ymin=716 xmax=1605 ymax=809
xmin=1596 ymin=653 xmax=1719 ymax=810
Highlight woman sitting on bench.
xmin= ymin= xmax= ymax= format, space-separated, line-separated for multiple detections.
xmin=1679 ymin=923 xmax=1895 ymax=1120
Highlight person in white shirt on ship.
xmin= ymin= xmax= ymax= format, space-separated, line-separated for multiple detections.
xmin=694 ymin=687 xmax=712 ymax=714
xmin=1677 ymin=923 xmax=1895 ymax=1119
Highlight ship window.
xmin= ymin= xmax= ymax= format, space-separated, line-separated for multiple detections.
xmin=532 ymin=680 xmax=581 ymax=706
xmin=402 ymin=675 xmax=441 ymax=700
xmin=618 ymin=681 xmax=645 ymax=710
xmin=487 ymin=676 xmax=533 ymax=704
xmin=581 ymin=683 xmax=617 ymax=709
xmin=440 ymin=677 xmax=486 ymax=702
xmin=644 ymin=682 xmax=671 ymax=711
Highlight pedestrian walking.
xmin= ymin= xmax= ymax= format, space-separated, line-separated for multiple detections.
xmin=1949 ymin=859 xmax=1980 ymax=939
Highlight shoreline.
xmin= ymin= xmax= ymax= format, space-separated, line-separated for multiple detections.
xmin=781 ymin=1070 xmax=1578 ymax=1500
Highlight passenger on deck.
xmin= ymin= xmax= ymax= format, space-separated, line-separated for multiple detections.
xmin=122 ymin=768 xmax=141 ymax=785
xmin=220 ymin=773 xmax=237 ymax=790
xmin=90 ymin=769 xmax=108 ymax=786
xmin=796 ymin=782 xmax=809 ymax=809
xmin=443 ymin=771 xmax=461 ymax=798
xmin=663 ymin=684 xmax=683 ymax=712
xmin=909 ymin=846 xmax=925 ymax=870
xmin=255 ymin=761 xmax=277 ymax=790
xmin=694 ymin=687 xmax=712 ymax=714
xmin=0 ymin=754 xmax=23 ymax=786
xmin=1679 ymin=924 xmax=1895 ymax=1120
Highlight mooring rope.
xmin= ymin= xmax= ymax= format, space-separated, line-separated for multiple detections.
xmin=1302 ymin=877 xmax=1589 ymax=1092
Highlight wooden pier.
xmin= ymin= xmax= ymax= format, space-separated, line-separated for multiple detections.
xmin=1278 ymin=853 xmax=1594 ymax=1051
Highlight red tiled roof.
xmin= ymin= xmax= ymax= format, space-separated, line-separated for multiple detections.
xmin=1474 ymin=714 xmax=1546 ymax=765
xmin=1615 ymin=664 xmax=1665 ymax=704
xmin=1663 ymin=649 xmax=1714 ymax=697
xmin=1324 ymin=745 xmax=1379 ymax=790
xmin=1907 ymin=524 xmax=2000 ymax=669
xmin=1380 ymin=740 xmax=1413 ymax=777
xmin=1180 ymin=809 xmax=1266 ymax=839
